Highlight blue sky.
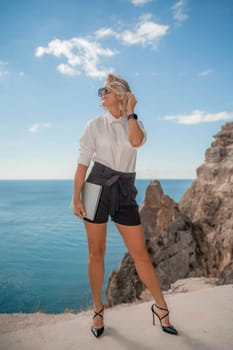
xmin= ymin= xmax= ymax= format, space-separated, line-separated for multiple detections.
xmin=1 ymin=0 xmax=233 ymax=179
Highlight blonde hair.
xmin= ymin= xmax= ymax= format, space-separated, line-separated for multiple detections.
xmin=105 ymin=74 xmax=131 ymax=116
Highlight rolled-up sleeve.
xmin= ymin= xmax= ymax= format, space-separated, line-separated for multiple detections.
xmin=78 ymin=121 xmax=95 ymax=166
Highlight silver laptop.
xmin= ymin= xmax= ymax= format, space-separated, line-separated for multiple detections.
xmin=81 ymin=182 xmax=102 ymax=221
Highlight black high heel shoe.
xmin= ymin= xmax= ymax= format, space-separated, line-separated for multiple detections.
xmin=91 ymin=306 xmax=104 ymax=338
xmin=151 ymin=304 xmax=178 ymax=335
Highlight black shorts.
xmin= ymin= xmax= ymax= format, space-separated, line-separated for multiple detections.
xmin=84 ymin=162 xmax=141 ymax=226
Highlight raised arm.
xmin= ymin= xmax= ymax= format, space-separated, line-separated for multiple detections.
xmin=126 ymin=92 xmax=145 ymax=147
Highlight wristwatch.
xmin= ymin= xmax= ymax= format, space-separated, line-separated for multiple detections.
xmin=127 ymin=113 xmax=138 ymax=121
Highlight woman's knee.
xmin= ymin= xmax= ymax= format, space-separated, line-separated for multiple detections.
xmin=88 ymin=244 xmax=106 ymax=262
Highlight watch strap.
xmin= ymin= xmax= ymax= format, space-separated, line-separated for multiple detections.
xmin=127 ymin=113 xmax=138 ymax=121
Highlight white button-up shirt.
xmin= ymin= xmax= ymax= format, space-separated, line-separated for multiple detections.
xmin=78 ymin=111 xmax=146 ymax=172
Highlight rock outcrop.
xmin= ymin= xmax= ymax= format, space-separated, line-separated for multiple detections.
xmin=106 ymin=122 xmax=233 ymax=307
xmin=106 ymin=182 xmax=204 ymax=307
xmin=179 ymin=122 xmax=233 ymax=279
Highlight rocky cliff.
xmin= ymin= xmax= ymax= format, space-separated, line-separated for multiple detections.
xmin=105 ymin=122 xmax=233 ymax=307
xmin=179 ymin=122 xmax=233 ymax=281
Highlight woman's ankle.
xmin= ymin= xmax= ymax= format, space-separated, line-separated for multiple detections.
xmin=93 ymin=303 xmax=104 ymax=311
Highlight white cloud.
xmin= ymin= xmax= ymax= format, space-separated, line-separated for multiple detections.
xmin=164 ymin=110 xmax=233 ymax=124
xmin=94 ymin=28 xmax=116 ymax=39
xmin=29 ymin=123 xmax=52 ymax=133
xmin=198 ymin=69 xmax=213 ymax=77
xmin=120 ymin=15 xmax=169 ymax=47
xmin=95 ymin=15 xmax=169 ymax=48
xmin=36 ymin=15 xmax=169 ymax=78
xmin=172 ymin=0 xmax=188 ymax=23
xmin=57 ymin=63 xmax=80 ymax=76
xmin=130 ymin=0 xmax=152 ymax=6
xmin=35 ymin=37 xmax=117 ymax=79
xmin=0 ymin=61 xmax=9 ymax=77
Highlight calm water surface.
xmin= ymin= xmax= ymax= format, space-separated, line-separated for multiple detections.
xmin=0 ymin=179 xmax=192 ymax=313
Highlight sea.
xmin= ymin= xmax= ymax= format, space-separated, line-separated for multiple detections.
xmin=0 ymin=179 xmax=192 ymax=314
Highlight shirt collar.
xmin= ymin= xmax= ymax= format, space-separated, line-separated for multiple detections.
xmin=105 ymin=111 xmax=127 ymax=124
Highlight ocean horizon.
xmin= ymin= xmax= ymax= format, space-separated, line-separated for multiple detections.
xmin=0 ymin=179 xmax=193 ymax=314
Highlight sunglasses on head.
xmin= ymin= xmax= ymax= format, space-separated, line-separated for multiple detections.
xmin=98 ymin=87 xmax=112 ymax=97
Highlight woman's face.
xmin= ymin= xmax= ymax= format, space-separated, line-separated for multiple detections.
xmin=100 ymin=87 xmax=119 ymax=109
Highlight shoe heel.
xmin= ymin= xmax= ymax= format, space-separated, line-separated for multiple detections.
xmin=151 ymin=307 xmax=155 ymax=326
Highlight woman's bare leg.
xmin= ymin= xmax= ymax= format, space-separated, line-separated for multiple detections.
xmin=116 ymin=223 xmax=171 ymax=326
xmin=84 ymin=221 xmax=107 ymax=328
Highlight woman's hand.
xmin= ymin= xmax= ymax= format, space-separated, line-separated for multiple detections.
xmin=73 ymin=198 xmax=86 ymax=219
xmin=126 ymin=92 xmax=137 ymax=114
xmin=73 ymin=164 xmax=88 ymax=219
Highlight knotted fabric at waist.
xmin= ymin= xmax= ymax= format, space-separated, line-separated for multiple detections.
xmin=86 ymin=162 xmax=137 ymax=216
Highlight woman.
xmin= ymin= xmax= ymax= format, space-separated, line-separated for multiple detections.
xmin=72 ymin=74 xmax=178 ymax=337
